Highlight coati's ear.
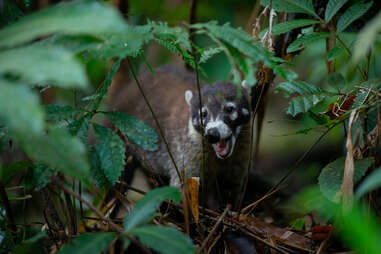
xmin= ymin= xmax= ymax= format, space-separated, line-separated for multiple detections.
xmin=185 ymin=90 xmax=193 ymax=106
xmin=241 ymin=80 xmax=250 ymax=94
xmin=241 ymin=80 xmax=251 ymax=106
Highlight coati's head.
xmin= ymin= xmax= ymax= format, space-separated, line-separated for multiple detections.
xmin=185 ymin=82 xmax=251 ymax=159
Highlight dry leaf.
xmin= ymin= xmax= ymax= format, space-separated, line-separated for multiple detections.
xmin=187 ymin=177 xmax=199 ymax=223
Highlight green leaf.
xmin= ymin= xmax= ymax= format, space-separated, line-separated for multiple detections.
xmin=261 ymin=0 xmax=319 ymax=18
xmin=325 ymin=0 xmax=348 ymax=22
xmin=93 ymin=124 xmax=125 ymax=185
xmin=19 ymin=126 xmax=90 ymax=181
xmin=262 ymin=19 xmax=321 ymax=36
xmin=318 ymin=157 xmax=374 ymax=201
xmin=327 ymin=46 xmax=345 ymax=61
xmin=105 ymin=111 xmax=159 ymax=152
xmin=276 ymin=81 xmax=323 ymax=97
xmin=124 ymin=187 xmax=181 ymax=230
xmin=273 ymin=65 xmax=298 ymax=81
xmin=44 ymin=105 xmax=80 ymax=121
xmin=128 ymin=226 xmax=195 ymax=254
xmin=0 ymin=0 xmax=127 ymax=48
xmin=92 ymin=59 xmax=121 ymax=111
xmin=149 ymin=20 xmax=191 ymax=51
xmin=0 ymin=79 xmax=44 ymax=134
xmin=68 ymin=114 xmax=91 ymax=144
xmin=355 ymin=166 xmax=381 ymax=198
xmin=38 ymin=35 xmax=103 ymax=54
xmin=12 ymin=232 xmax=47 ymax=254
xmin=87 ymin=30 xmax=151 ymax=59
xmin=337 ymin=1 xmax=373 ymax=33
xmin=287 ymin=32 xmax=331 ymax=53
xmin=276 ymin=81 xmax=326 ymax=116
xmin=0 ymin=161 xmax=33 ymax=185
xmin=353 ymin=10 xmax=381 ymax=63
xmin=58 ymin=232 xmax=116 ymax=254
xmin=89 ymin=147 xmax=110 ymax=188
xmin=196 ymin=21 xmax=273 ymax=63
xmin=199 ymin=47 xmax=224 ymax=64
xmin=0 ymin=45 xmax=88 ymax=88
xmin=24 ymin=163 xmax=53 ymax=190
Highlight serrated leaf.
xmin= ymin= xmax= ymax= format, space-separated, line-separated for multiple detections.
xmin=353 ymin=10 xmax=381 ymax=63
xmin=287 ymin=94 xmax=326 ymax=116
xmin=276 ymin=81 xmax=326 ymax=116
xmin=0 ymin=79 xmax=44 ymax=134
xmin=24 ymin=163 xmax=53 ymax=190
xmin=89 ymin=147 xmax=110 ymax=189
xmin=356 ymin=166 xmax=381 ymax=198
xmin=92 ymin=59 xmax=121 ymax=111
xmin=68 ymin=114 xmax=91 ymax=144
xmin=318 ymin=157 xmax=374 ymax=201
xmin=58 ymin=232 xmax=116 ymax=254
xmin=106 ymin=111 xmax=158 ymax=151
xmin=325 ymin=0 xmax=348 ymax=22
xmin=327 ymin=46 xmax=345 ymax=61
xmin=124 ymin=187 xmax=181 ymax=230
xmin=337 ymin=1 xmax=373 ymax=33
xmin=0 ymin=0 xmax=127 ymax=48
xmin=93 ymin=124 xmax=125 ymax=184
xmin=44 ymin=105 xmax=80 ymax=121
xmin=287 ymin=32 xmax=331 ymax=53
xmin=128 ymin=226 xmax=195 ymax=254
xmin=261 ymin=19 xmax=321 ymax=37
xmin=276 ymin=81 xmax=323 ymax=97
xmin=198 ymin=21 xmax=272 ymax=63
xmin=0 ymin=45 xmax=88 ymax=88
xmin=19 ymin=126 xmax=90 ymax=181
xmin=273 ymin=65 xmax=298 ymax=81
xmin=199 ymin=47 xmax=224 ymax=64
xmin=88 ymin=31 xmax=151 ymax=59
xmin=261 ymin=0 xmax=318 ymax=18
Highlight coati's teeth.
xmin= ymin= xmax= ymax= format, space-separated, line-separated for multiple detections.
xmin=212 ymin=138 xmax=232 ymax=158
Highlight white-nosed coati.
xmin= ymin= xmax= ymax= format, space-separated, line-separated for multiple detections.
xmin=110 ymin=65 xmax=251 ymax=209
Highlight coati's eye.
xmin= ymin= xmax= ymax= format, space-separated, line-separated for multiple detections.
xmin=201 ymin=110 xmax=208 ymax=118
xmin=224 ymin=105 xmax=234 ymax=114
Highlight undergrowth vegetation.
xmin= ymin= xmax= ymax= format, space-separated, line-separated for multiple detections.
xmin=1 ymin=0 xmax=381 ymax=253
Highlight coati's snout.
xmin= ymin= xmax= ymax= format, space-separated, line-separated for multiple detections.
xmin=185 ymin=82 xmax=251 ymax=159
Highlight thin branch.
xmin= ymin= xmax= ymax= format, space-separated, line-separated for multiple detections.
xmin=237 ymin=75 xmax=268 ymax=213
xmin=127 ymin=58 xmax=181 ymax=180
xmin=192 ymin=50 xmax=207 ymax=208
xmin=240 ymin=188 xmax=279 ymax=214
xmin=51 ymin=176 xmax=123 ymax=233
xmin=197 ymin=204 xmax=231 ymax=254
xmin=336 ymin=35 xmax=366 ymax=80
xmin=272 ymin=125 xmax=335 ymax=190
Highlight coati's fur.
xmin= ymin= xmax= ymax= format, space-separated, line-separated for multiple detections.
xmin=110 ymin=66 xmax=251 ymax=209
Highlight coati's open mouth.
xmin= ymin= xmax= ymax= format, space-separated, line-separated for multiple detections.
xmin=212 ymin=136 xmax=234 ymax=159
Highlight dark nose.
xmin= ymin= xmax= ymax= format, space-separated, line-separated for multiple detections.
xmin=206 ymin=128 xmax=220 ymax=144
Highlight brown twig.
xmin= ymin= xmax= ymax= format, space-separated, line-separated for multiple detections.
xmin=198 ymin=204 xmax=231 ymax=254
xmin=240 ymin=188 xmax=279 ymax=214
xmin=51 ymin=176 xmax=123 ymax=233
xmin=51 ymin=176 xmax=152 ymax=253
